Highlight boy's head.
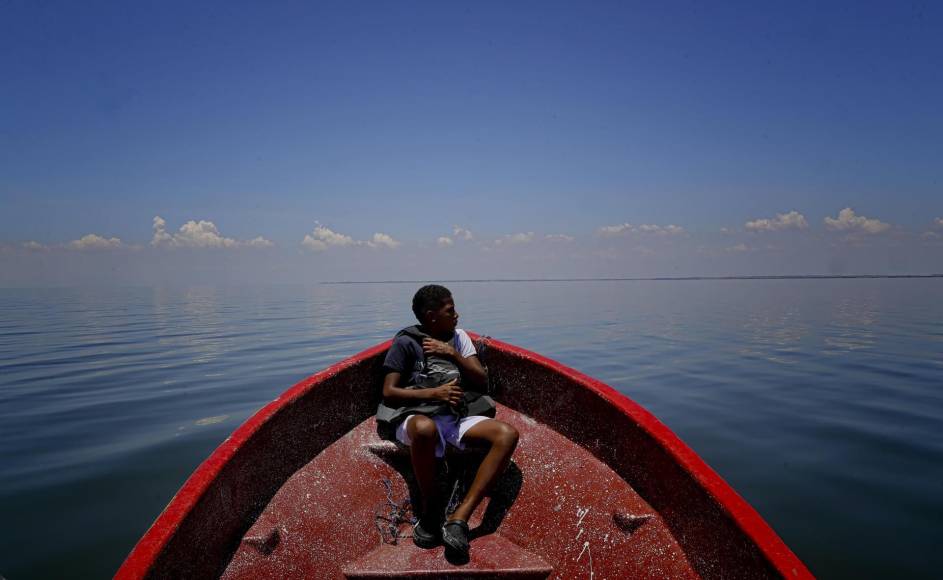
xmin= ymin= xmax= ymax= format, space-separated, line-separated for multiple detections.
xmin=412 ymin=284 xmax=458 ymax=333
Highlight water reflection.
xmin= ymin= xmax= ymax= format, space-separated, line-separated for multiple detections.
xmin=739 ymin=306 xmax=807 ymax=365
xmin=3 ymin=281 xmax=943 ymax=580
xmin=71 ymin=289 xmax=120 ymax=348
xmin=305 ymin=286 xmax=346 ymax=338
xmin=824 ymin=295 xmax=878 ymax=354
xmin=156 ymin=286 xmax=226 ymax=364
xmin=305 ymin=285 xmax=407 ymax=340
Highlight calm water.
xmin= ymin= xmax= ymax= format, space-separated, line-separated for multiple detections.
xmin=1 ymin=280 xmax=941 ymax=579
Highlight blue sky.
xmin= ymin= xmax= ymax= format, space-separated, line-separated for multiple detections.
xmin=1 ymin=1 xmax=941 ymax=283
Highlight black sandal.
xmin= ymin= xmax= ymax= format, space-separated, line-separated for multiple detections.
xmin=441 ymin=519 xmax=469 ymax=554
xmin=412 ymin=517 xmax=440 ymax=549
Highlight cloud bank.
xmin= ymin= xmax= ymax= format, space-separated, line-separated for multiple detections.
xmin=545 ymin=234 xmax=575 ymax=242
xmin=366 ymin=233 xmax=401 ymax=249
xmin=494 ymin=232 xmax=535 ymax=245
xmin=745 ymin=211 xmax=808 ymax=232
xmin=453 ymin=226 xmax=474 ymax=241
xmin=152 ymin=216 xmax=273 ymax=248
xmin=301 ymin=223 xmax=400 ymax=251
xmin=597 ymin=223 xmax=685 ymax=237
xmin=6 ymin=207 xmax=941 ymax=287
xmin=68 ymin=234 xmax=123 ymax=250
xmin=824 ymin=208 xmax=890 ymax=234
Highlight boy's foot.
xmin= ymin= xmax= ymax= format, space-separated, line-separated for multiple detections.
xmin=441 ymin=519 xmax=470 ymax=555
xmin=412 ymin=518 xmax=441 ymax=549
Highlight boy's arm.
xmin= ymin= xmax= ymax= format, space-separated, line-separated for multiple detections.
xmin=382 ymin=371 xmax=463 ymax=406
xmin=421 ymin=339 xmax=488 ymax=390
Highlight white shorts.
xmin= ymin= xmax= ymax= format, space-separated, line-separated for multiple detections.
xmin=396 ymin=414 xmax=491 ymax=458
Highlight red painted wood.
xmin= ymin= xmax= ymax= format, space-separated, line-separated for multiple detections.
xmin=479 ymin=336 xmax=812 ymax=579
xmin=116 ymin=334 xmax=812 ymax=579
xmin=343 ymin=534 xmax=553 ymax=578
xmin=219 ymin=406 xmax=700 ymax=578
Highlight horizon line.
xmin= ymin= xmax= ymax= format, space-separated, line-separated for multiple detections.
xmin=321 ymin=274 xmax=943 ymax=284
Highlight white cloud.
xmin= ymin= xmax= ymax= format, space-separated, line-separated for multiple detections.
xmin=22 ymin=241 xmax=48 ymax=251
xmin=598 ymin=223 xmax=633 ymax=237
xmin=301 ymin=239 xmax=328 ymax=251
xmin=177 ymin=220 xmax=238 ymax=247
xmin=151 ymin=216 xmax=173 ymax=246
xmin=597 ymin=223 xmax=684 ymax=236
xmin=302 ymin=224 xmax=355 ymax=251
xmin=925 ymin=218 xmax=943 ymax=239
xmin=452 ymin=226 xmax=474 ymax=241
xmin=545 ymin=234 xmax=575 ymax=242
xmin=435 ymin=226 xmax=472 ymax=248
xmin=366 ymin=232 xmax=401 ymax=249
xmin=68 ymin=234 xmax=122 ymax=250
xmin=824 ymin=208 xmax=890 ymax=234
xmin=495 ymin=232 xmax=535 ymax=245
xmin=638 ymin=224 xmax=685 ymax=236
xmin=745 ymin=210 xmax=809 ymax=232
xmin=244 ymin=236 xmax=275 ymax=248
xmin=301 ymin=223 xmax=399 ymax=251
xmin=151 ymin=215 xmax=273 ymax=248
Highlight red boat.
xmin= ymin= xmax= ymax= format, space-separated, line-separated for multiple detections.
xmin=117 ymin=335 xmax=812 ymax=579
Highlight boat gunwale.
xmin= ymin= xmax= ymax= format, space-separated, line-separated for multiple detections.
xmin=116 ymin=340 xmax=391 ymax=579
xmin=116 ymin=334 xmax=811 ymax=579
xmin=484 ymin=335 xmax=811 ymax=579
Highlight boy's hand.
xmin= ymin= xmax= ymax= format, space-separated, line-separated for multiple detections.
xmin=423 ymin=337 xmax=459 ymax=359
xmin=431 ymin=379 xmax=463 ymax=407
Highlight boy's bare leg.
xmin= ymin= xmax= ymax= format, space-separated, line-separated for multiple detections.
xmin=406 ymin=415 xmax=440 ymax=516
xmin=448 ymin=419 xmax=519 ymax=523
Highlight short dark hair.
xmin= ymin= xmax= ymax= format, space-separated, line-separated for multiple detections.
xmin=412 ymin=284 xmax=452 ymax=322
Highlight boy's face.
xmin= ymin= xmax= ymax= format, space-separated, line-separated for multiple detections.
xmin=425 ymin=296 xmax=459 ymax=334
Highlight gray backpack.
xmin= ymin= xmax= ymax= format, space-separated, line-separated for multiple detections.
xmin=376 ymin=326 xmax=495 ymax=438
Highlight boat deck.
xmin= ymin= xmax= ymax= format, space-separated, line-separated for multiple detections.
xmin=221 ymin=404 xmax=699 ymax=579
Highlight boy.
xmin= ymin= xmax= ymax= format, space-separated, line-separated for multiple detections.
xmin=378 ymin=285 xmax=519 ymax=556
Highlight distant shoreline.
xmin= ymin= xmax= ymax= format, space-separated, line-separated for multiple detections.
xmin=322 ymin=274 xmax=943 ymax=284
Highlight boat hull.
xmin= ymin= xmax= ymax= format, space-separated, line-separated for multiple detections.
xmin=117 ymin=335 xmax=812 ymax=579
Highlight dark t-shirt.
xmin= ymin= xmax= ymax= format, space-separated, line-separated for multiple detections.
xmin=382 ymin=334 xmax=426 ymax=386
